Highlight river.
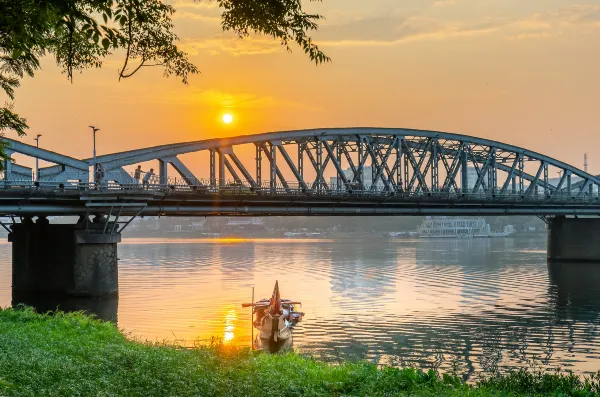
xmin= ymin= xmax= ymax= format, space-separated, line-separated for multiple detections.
xmin=1 ymin=236 xmax=599 ymax=380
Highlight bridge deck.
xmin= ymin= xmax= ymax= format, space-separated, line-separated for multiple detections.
xmin=0 ymin=184 xmax=599 ymax=216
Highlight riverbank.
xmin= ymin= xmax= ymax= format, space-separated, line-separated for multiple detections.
xmin=0 ymin=307 xmax=598 ymax=397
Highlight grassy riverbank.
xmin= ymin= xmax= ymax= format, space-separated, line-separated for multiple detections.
xmin=0 ymin=308 xmax=598 ymax=396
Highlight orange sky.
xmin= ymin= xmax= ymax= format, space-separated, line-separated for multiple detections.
xmin=5 ymin=0 xmax=600 ymax=175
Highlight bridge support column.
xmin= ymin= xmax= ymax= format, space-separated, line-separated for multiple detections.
xmin=9 ymin=220 xmax=120 ymax=297
xmin=158 ymin=159 xmax=168 ymax=185
xmin=548 ymin=216 xmax=600 ymax=262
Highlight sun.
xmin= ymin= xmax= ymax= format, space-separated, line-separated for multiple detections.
xmin=222 ymin=113 xmax=233 ymax=124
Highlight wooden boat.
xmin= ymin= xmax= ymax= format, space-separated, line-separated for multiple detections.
xmin=241 ymin=281 xmax=304 ymax=353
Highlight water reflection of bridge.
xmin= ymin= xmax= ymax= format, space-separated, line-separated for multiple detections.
xmin=548 ymin=261 xmax=600 ymax=323
xmin=329 ymin=240 xmax=398 ymax=303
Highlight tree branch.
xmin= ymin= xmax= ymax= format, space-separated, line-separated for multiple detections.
xmin=118 ymin=5 xmax=134 ymax=81
xmin=119 ymin=58 xmax=146 ymax=79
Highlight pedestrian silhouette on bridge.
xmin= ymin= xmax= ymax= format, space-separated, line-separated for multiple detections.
xmin=134 ymin=165 xmax=143 ymax=185
xmin=142 ymin=168 xmax=154 ymax=189
xmin=95 ymin=163 xmax=105 ymax=190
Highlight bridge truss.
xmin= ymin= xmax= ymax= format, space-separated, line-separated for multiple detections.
xmin=2 ymin=128 xmax=600 ymax=217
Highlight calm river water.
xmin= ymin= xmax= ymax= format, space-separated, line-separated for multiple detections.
xmin=1 ymin=237 xmax=599 ymax=379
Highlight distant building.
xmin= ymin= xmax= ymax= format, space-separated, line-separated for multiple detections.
xmin=465 ymin=166 xmax=478 ymax=191
xmin=329 ymin=166 xmax=385 ymax=190
xmin=191 ymin=222 xmax=205 ymax=231
xmin=225 ymin=217 xmax=264 ymax=227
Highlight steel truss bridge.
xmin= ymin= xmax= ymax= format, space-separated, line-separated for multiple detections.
xmin=1 ymin=128 xmax=600 ymax=219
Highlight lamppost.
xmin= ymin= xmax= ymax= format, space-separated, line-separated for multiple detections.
xmin=89 ymin=126 xmax=100 ymax=178
xmin=34 ymin=134 xmax=42 ymax=181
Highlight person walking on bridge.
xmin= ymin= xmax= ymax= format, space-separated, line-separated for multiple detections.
xmin=95 ymin=163 xmax=105 ymax=190
xmin=134 ymin=165 xmax=143 ymax=186
xmin=142 ymin=168 xmax=154 ymax=189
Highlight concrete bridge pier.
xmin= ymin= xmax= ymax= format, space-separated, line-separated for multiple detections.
xmin=9 ymin=217 xmax=120 ymax=298
xmin=548 ymin=216 xmax=600 ymax=262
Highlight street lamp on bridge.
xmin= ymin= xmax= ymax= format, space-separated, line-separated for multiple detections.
xmin=89 ymin=126 xmax=100 ymax=176
xmin=34 ymin=134 xmax=42 ymax=181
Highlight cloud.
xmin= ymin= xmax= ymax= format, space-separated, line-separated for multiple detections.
xmin=179 ymin=15 xmax=499 ymax=54
xmin=315 ymin=4 xmax=600 ymax=48
xmin=172 ymin=10 xmax=220 ymax=23
xmin=318 ymin=29 xmax=496 ymax=47
xmin=432 ymin=0 xmax=456 ymax=7
xmin=171 ymin=1 xmax=219 ymax=11
xmin=505 ymin=4 xmax=600 ymax=40
xmin=172 ymin=3 xmax=600 ymax=56
xmin=318 ymin=15 xmax=502 ymax=47
xmin=171 ymin=1 xmax=221 ymax=23
xmin=163 ymin=88 xmax=323 ymax=112
xmin=180 ymin=35 xmax=283 ymax=56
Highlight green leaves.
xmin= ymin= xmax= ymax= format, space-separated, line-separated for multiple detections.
xmin=0 ymin=104 xmax=28 ymax=137
xmin=216 ymin=0 xmax=330 ymax=64
xmin=10 ymin=48 xmax=22 ymax=60
xmin=117 ymin=0 xmax=198 ymax=84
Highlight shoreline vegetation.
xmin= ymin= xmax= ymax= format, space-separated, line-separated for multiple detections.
xmin=0 ymin=308 xmax=599 ymax=396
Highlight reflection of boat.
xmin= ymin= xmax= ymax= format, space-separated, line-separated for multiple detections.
xmin=388 ymin=231 xmax=407 ymax=237
xmin=242 ymin=281 xmax=304 ymax=353
xmin=284 ymin=232 xmax=304 ymax=237
xmin=417 ymin=217 xmax=515 ymax=238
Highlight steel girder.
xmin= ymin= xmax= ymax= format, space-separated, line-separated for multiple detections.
xmin=3 ymin=139 xmax=89 ymax=183
xmin=4 ymin=128 xmax=599 ymax=206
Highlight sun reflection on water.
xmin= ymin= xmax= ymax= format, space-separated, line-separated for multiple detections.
xmin=223 ymin=308 xmax=238 ymax=343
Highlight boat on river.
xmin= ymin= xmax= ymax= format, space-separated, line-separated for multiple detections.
xmin=242 ymin=281 xmax=304 ymax=353
xmin=284 ymin=231 xmax=324 ymax=237
xmin=417 ymin=217 xmax=515 ymax=238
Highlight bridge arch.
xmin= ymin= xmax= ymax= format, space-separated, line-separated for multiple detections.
xmin=77 ymin=127 xmax=598 ymax=198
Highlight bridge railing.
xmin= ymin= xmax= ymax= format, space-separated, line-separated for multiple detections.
xmin=1 ymin=171 xmax=599 ymax=204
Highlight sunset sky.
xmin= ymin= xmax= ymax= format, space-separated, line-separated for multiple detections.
xmin=7 ymin=0 xmax=600 ymax=173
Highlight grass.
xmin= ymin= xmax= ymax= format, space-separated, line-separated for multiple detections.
xmin=0 ymin=307 xmax=599 ymax=396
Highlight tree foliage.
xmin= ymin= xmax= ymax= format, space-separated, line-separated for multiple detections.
xmin=0 ymin=0 xmax=328 ymax=167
